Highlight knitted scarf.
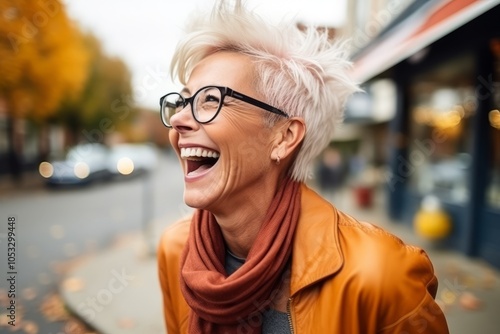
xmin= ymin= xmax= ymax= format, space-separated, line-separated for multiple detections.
xmin=180 ymin=178 xmax=301 ymax=333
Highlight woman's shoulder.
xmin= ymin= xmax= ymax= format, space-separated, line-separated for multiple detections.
xmin=157 ymin=215 xmax=192 ymax=257
xmin=335 ymin=210 xmax=437 ymax=298
xmin=339 ymin=211 xmax=433 ymax=269
xmin=330 ymin=211 xmax=446 ymax=331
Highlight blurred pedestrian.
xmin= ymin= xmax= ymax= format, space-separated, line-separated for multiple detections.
xmin=316 ymin=147 xmax=346 ymax=202
xmin=157 ymin=1 xmax=449 ymax=333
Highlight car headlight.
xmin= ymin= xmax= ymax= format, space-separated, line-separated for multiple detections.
xmin=39 ymin=162 xmax=54 ymax=178
xmin=74 ymin=162 xmax=90 ymax=179
xmin=117 ymin=157 xmax=134 ymax=175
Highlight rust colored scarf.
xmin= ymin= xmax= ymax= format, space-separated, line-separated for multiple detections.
xmin=180 ymin=178 xmax=301 ymax=333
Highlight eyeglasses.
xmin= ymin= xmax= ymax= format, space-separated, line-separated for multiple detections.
xmin=159 ymin=85 xmax=289 ymax=128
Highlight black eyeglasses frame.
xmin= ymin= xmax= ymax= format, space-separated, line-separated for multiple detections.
xmin=159 ymin=85 xmax=289 ymax=128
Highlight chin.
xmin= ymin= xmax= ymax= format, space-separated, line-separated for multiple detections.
xmin=182 ymin=165 xmax=228 ymax=210
xmin=183 ymin=187 xmax=217 ymax=211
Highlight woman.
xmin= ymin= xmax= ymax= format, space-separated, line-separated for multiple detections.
xmin=157 ymin=1 xmax=449 ymax=333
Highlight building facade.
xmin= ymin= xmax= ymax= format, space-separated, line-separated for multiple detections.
xmin=344 ymin=0 xmax=500 ymax=268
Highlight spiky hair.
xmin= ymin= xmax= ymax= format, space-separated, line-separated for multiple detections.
xmin=170 ymin=0 xmax=360 ymax=181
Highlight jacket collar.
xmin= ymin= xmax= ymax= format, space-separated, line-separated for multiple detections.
xmin=289 ymin=184 xmax=344 ymax=296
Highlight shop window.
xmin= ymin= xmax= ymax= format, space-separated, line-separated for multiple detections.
xmin=408 ymin=54 xmax=475 ymax=204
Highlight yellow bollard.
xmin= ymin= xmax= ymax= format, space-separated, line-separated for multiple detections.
xmin=414 ymin=195 xmax=452 ymax=240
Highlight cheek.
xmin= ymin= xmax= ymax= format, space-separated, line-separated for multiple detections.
xmin=221 ymin=131 xmax=273 ymax=171
xmin=214 ymin=111 xmax=274 ymax=168
xmin=234 ymin=138 xmax=265 ymax=164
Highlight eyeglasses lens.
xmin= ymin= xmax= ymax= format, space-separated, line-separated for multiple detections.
xmin=162 ymin=86 xmax=223 ymax=126
xmin=194 ymin=87 xmax=222 ymax=123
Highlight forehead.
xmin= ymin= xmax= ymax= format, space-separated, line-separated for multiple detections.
xmin=187 ymin=51 xmax=255 ymax=93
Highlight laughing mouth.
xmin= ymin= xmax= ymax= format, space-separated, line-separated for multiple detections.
xmin=180 ymin=147 xmax=220 ymax=175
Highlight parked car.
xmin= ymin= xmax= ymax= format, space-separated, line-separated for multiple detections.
xmin=39 ymin=143 xmax=158 ymax=187
xmin=39 ymin=143 xmax=112 ymax=186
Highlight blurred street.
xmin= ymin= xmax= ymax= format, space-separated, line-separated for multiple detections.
xmin=0 ymin=148 xmax=189 ymax=333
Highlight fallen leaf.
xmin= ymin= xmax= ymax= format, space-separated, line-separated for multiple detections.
xmin=440 ymin=288 xmax=457 ymax=305
xmin=459 ymin=291 xmax=482 ymax=310
xmin=39 ymin=293 xmax=70 ymax=322
xmin=63 ymin=277 xmax=85 ymax=292
xmin=22 ymin=320 xmax=38 ymax=334
xmin=64 ymin=319 xmax=84 ymax=333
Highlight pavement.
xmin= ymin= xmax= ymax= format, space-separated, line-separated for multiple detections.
xmin=0 ymin=170 xmax=46 ymax=199
xmin=57 ymin=184 xmax=500 ymax=334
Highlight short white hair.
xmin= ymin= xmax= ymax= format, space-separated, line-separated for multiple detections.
xmin=170 ymin=0 xmax=360 ymax=182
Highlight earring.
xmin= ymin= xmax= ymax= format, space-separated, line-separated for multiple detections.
xmin=275 ymin=155 xmax=280 ymax=165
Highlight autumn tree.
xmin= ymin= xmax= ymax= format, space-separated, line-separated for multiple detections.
xmin=0 ymin=0 xmax=89 ymax=177
xmin=56 ymin=33 xmax=135 ymax=147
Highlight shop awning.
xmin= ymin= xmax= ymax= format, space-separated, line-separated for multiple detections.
xmin=350 ymin=0 xmax=500 ymax=83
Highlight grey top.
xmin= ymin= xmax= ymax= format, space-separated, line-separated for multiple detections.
xmin=225 ymin=250 xmax=292 ymax=334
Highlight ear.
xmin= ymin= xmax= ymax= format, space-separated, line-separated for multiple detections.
xmin=271 ymin=117 xmax=306 ymax=161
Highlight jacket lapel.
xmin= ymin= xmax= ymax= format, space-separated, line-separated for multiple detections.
xmin=290 ymin=184 xmax=344 ymax=296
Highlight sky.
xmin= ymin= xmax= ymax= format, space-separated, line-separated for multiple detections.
xmin=64 ymin=0 xmax=347 ymax=110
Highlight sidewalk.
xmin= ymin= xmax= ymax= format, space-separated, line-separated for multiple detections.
xmin=59 ymin=221 xmax=170 ymax=334
xmin=0 ymin=170 xmax=46 ymax=199
xmin=59 ymin=186 xmax=500 ymax=334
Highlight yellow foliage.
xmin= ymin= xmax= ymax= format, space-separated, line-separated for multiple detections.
xmin=0 ymin=0 xmax=89 ymax=121
xmin=66 ymin=33 xmax=133 ymax=128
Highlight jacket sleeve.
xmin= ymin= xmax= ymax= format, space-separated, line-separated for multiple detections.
xmin=157 ymin=231 xmax=180 ymax=334
xmin=157 ymin=219 xmax=191 ymax=334
xmin=378 ymin=246 xmax=449 ymax=333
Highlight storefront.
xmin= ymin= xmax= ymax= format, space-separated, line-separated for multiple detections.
xmin=350 ymin=0 xmax=500 ymax=268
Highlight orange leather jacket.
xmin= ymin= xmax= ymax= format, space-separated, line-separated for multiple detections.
xmin=157 ymin=185 xmax=449 ymax=333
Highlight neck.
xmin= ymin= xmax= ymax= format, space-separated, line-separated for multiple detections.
xmin=213 ymin=178 xmax=281 ymax=258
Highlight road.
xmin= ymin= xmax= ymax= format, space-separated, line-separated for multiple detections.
xmin=0 ymin=150 xmax=188 ymax=333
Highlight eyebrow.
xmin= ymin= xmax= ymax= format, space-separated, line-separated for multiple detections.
xmin=180 ymin=87 xmax=190 ymax=95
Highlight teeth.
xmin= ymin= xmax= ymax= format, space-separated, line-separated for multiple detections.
xmin=180 ymin=147 xmax=220 ymax=159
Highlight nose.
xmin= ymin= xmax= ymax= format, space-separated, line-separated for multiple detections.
xmin=169 ymin=103 xmax=200 ymax=133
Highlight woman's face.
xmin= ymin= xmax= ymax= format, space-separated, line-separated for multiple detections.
xmin=169 ymin=51 xmax=279 ymax=213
